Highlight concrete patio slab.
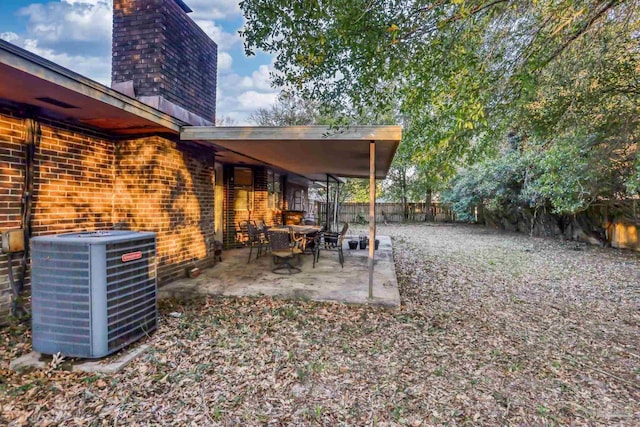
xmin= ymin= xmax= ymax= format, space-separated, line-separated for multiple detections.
xmin=159 ymin=235 xmax=400 ymax=307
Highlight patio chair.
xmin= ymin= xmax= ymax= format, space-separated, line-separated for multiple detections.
xmin=268 ymin=230 xmax=302 ymax=274
xmin=246 ymin=221 xmax=267 ymax=263
xmin=288 ymin=227 xmax=308 ymax=254
xmin=260 ymin=223 xmax=271 ymax=255
xmin=303 ymin=229 xmax=319 ymax=257
xmin=315 ymin=222 xmax=348 ymax=268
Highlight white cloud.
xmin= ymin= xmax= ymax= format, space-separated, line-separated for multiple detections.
xmin=18 ymin=1 xmax=112 ymax=52
xmin=186 ymin=0 xmax=241 ymax=20
xmin=195 ymin=20 xmax=240 ymax=50
xmin=0 ymin=32 xmax=20 ymax=43
xmin=3 ymin=33 xmax=111 ymax=85
xmin=237 ymin=91 xmax=278 ymax=110
xmin=62 ymin=0 xmax=109 ymax=5
xmin=24 ymin=38 xmax=111 ymax=85
xmin=215 ymin=61 xmax=280 ymax=124
xmin=217 ymin=51 xmax=233 ymax=72
xmin=216 ymin=85 xmax=278 ymax=124
xmin=240 ymin=65 xmax=273 ymax=91
xmin=2 ymin=1 xmax=111 ymax=85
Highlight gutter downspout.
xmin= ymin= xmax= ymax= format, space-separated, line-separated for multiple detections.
xmin=8 ymin=116 xmax=38 ymax=318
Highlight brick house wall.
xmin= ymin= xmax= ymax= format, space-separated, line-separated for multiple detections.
xmin=221 ymin=166 xmax=316 ymax=247
xmin=33 ymin=122 xmax=114 ymax=235
xmin=0 ymin=111 xmax=28 ymax=322
xmin=222 ymin=166 xmax=288 ymax=247
xmin=112 ymin=0 xmax=217 ymax=122
xmin=114 ymin=136 xmax=215 ymax=283
xmin=0 ymin=111 xmax=115 ymax=322
xmin=222 ymin=164 xmax=235 ymax=246
xmin=253 ymin=166 xmax=269 ymax=224
xmin=223 ymin=166 xmax=270 ymax=247
xmin=261 ymin=171 xmax=284 ymax=227
xmin=0 ymin=111 xmax=216 ymax=323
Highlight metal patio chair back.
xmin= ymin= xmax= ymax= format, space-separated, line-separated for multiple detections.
xmin=246 ymin=221 xmax=267 ymax=263
xmin=260 ymin=223 xmax=270 ymax=254
xmin=267 ymin=230 xmax=301 ymax=274
xmin=315 ymin=222 xmax=348 ymax=268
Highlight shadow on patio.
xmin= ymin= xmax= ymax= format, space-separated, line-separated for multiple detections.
xmin=158 ymin=235 xmax=400 ymax=307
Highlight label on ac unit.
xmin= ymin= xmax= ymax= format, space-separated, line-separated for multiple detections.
xmin=121 ymin=251 xmax=142 ymax=262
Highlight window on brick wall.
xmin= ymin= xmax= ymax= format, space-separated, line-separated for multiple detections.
xmin=267 ymin=170 xmax=281 ymax=209
xmin=234 ymin=167 xmax=254 ymax=210
xmin=292 ymin=189 xmax=305 ymax=211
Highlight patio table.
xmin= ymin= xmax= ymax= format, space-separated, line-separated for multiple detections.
xmin=269 ymin=225 xmax=322 ymax=254
xmin=269 ymin=225 xmax=321 ymax=234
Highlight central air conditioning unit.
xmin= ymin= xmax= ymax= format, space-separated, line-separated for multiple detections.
xmin=31 ymin=230 xmax=157 ymax=358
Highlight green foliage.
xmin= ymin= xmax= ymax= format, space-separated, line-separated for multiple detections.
xmin=240 ymin=0 xmax=640 ymax=212
xmin=445 ymin=130 xmax=637 ymax=219
xmin=341 ymin=179 xmax=371 ymax=203
xmin=626 ymin=161 xmax=640 ymax=195
xmin=381 ymin=135 xmax=453 ymax=203
xmin=525 ymin=137 xmax=604 ymax=214
xmin=444 ymin=150 xmax=532 ymax=221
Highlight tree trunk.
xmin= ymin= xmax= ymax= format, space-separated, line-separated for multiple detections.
xmin=401 ymin=168 xmax=408 ymax=221
xmin=424 ymin=187 xmax=432 ymax=221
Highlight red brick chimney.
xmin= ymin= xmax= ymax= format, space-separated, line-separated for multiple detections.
xmin=111 ymin=0 xmax=217 ymax=125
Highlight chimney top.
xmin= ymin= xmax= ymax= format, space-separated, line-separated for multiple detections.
xmin=111 ymin=0 xmax=217 ymax=125
xmin=173 ymin=0 xmax=192 ymax=13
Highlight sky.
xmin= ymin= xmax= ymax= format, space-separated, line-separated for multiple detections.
xmin=0 ymin=0 xmax=279 ymax=124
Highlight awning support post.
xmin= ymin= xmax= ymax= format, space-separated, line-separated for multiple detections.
xmin=326 ymin=175 xmax=330 ymax=229
xmin=334 ymin=181 xmax=340 ymax=231
xmin=368 ymin=140 xmax=376 ymax=299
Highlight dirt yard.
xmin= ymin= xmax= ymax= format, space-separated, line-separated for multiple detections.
xmin=1 ymin=223 xmax=638 ymax=425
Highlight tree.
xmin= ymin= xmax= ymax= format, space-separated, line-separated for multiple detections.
xmin=249 ymin=93 xmax=321 ymax=126
xmin=340 ymin=179 xmax=370 ymax=203
xmin=215 ymin=116 xmax=238 ymax=126
xmin=241 ymin=0 xmax=640 ymax=218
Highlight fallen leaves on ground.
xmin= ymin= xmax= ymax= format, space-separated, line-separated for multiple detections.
xmin=1 ymin=223 xmax=638 ymax=426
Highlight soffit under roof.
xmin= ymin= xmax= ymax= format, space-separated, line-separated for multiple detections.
xmin=0 ymin=40 xmax=184 ymax=136
xmin=181 ymin=126 xmax=402 ymax=181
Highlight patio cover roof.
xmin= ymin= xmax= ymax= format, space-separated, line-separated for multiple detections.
xmin=0 ymin=40 xmax=402 ymax=181
xmin=0 ymin=39 xmax=185 ymax=135
xmin=181 ymin=125 xmax=402 ymax=181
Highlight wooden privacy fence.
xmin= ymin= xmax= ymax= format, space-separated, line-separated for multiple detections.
xmin=314 ymin=202 xmax=456 ymax=224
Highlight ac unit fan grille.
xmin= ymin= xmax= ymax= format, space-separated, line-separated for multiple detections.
xmin=105 ymin=238 xmax=157 ymax=351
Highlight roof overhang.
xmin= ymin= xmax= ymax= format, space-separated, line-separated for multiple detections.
xmin=0 ymin=39 xmax=185 ymax=136
xmin=181 ymin=125 xmax=402 ymax=180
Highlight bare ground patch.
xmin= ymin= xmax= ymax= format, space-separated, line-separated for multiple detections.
xmin=1 ymin=223 xmax=638 ymax=425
